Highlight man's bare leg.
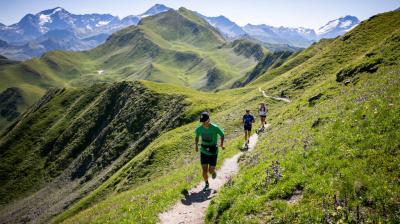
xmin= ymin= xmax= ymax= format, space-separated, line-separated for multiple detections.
xmin=202 ymin=164 xmax=209 ymax=182
xmin=202 ymin=164 xmax=211 ymax=190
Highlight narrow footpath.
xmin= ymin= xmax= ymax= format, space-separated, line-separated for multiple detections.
xmin=159 ymin=124 xmax=270 ymax=224
xmin=258 ymin=87 xmax=291 ymax=103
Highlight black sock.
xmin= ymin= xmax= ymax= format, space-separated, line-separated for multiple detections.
xmin=205 ymin=180 xmax=209 ymax=185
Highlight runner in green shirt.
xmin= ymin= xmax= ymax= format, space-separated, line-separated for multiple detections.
xmin=195 ymin=112 xmax=225 ymax=191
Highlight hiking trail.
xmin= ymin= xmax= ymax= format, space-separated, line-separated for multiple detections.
xmin=158 ymin=124 xmax=270 ymax=224
xmin=258 ymin=87 xmax=291 ymax=103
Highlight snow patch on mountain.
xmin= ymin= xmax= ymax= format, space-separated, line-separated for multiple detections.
xmin=316 ymin=15 xmax=359 ymax=38
xmin=52 ymin=7 xmax=63 ymax=14
xmin=316 ymin=20 xmax=339 ymax=35
xmin=139 ymin=4 xmax=170 ymax=18
xmin=39 ymin=14 xmax=52 ymax=26
xmin=96 ymin=21 xmax=111 ymax=27
xmin=340 ymin=20 xmax=352 ymax=28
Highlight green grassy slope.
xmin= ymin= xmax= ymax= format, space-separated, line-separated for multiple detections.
xmin=232 ymin=50 xmax=294 ymax=88
xmin=250 ymin=38 xmax=334 ymax=86
xmin=0 ymin=87 xmax=28 ymax=128
xmin=88 ymin=8 xmax=258 ymax=91
xmin=206 ymin=11 xmax=400 ymax=223
xmin=0 ymin=51 xmax=96 ymax=130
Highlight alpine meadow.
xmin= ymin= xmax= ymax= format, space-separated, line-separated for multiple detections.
xmin=0 ymin=2 xmax=399 ymax=224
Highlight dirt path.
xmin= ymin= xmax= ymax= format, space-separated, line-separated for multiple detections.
xmin=258 ymin=87 xmax=291 ymax=103
xmin=159 ymin=124 xmax=270 ymax=224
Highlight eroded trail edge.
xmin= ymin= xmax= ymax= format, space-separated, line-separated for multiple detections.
xmin=159 ymin=124 xmax=270 ymax=224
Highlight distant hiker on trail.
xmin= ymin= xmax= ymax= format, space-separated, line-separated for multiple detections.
xmin=242 ymin=109 xmax=255 ymax=147
xmin=258 ymin=103 xmax=267 ymax=132
xmin=195 ymin=112 xmax=225 ymax=191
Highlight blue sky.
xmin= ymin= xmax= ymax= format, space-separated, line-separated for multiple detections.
xmin=0 ymin=0 xmax=399 ymax=29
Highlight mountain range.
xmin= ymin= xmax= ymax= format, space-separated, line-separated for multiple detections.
xmin=0 ymin=4 xmax=171 ymax=42
xmin=209 ymin=15 xmax=360 ymax=47
xmin=0 ymin=4 xmax=360 ymax=60
xmin=0 ymin=4 xmax=171 ymax=60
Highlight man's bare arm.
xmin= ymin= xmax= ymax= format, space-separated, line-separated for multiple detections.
xmin=220 ymin=136 xmax=225 ymax=149
xmin=195 ymin=136 xmax=199 ymax=152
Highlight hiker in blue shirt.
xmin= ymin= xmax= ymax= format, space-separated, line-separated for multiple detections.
xmin=242 ymin=109 xmax=255 ymax=147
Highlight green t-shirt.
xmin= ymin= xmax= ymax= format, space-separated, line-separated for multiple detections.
xmin=195 ymin=123 xmax=224 ymax=155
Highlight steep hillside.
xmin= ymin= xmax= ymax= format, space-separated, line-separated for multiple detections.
xmin=230 ymin=39 xmax=267 ymax=61
xmin=0 ymin=87 xmax=25 ymax=128
xmin=207 ymin=11 xmax=400 ymax=223
xmin=250 ymin=38 xmax=334 ymax=85
xmin=0 ymin=81 xmax=228 ymax=223
xmin=232 ymin=49 xmax=294 ymax=87
xmin=0 ymin=50 xmax=93 ymax=113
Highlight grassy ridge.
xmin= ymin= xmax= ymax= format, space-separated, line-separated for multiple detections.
xmin=90 ymin=8 xmax=258 ymax=90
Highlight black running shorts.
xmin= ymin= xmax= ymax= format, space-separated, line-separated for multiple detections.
xmin=200 ymin=152 xmax=218 ymax=166
xmin=244 ymin=124 xmax=252 ymax=131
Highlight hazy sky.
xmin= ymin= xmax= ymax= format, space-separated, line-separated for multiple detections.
xmin=0 ymin=0 xmax=399 ymax=29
